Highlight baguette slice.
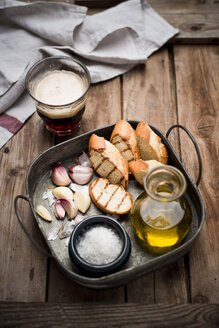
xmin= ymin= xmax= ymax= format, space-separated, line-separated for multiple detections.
xmin=129 ymin=159 xmax=164 ymax=186
xmin=136 ymin=121 xmax=168 ymax=164
xmin=89 ymin=178 xmax=133 ymax=215
xmin=110 ymin=120 xmax=140 ymax=164
xmin=89 ymin=134 xmax=129 ymax=188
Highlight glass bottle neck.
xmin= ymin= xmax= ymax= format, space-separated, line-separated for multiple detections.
xmin=143 ymin=165 xmax=187 ymax=203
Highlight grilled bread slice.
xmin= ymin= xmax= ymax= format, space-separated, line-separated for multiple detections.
xmin=89 ymin=178 xmax=133 ymax=215
xmin=110 ymin=120 xmax=140 ymax=164
xmin=89 ymin=134 xmax=129 ymax=188
xmin=129 ymin=159 xmax=164 ymax=186
xmin=136 ymin=121 xmax=168 ymax=164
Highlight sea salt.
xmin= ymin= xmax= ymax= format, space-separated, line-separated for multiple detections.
xmin=76 ymin=225 xmax=123 ymax=265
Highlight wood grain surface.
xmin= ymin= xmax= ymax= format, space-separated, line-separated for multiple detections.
xmin=0 ymin=114 xmax=53 ymax=301
xmin=75 ymin=0 xmax=219 ymax=43
xmin=0 ymin=1 xmax=219 ymax=325
xmin=0 ymin=303 xmax=218 ymax=328
xmin=174 ymin=45 xmax=219 ymax=303
xmin=0 ymin=45 xmax=218 ymax=304
xmin=25 ymin=0 xmax=219 ymax=43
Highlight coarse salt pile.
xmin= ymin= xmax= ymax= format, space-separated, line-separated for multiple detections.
xmin=76 ymin=225 xmax=123 ymax=265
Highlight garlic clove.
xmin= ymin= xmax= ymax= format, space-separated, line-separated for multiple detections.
xmin=78 ymin=151 xmax=92 ymax=167
xmin=36 ymin=205 xmax=52 ymax=222
xmin=74 ymin=190 xmax=91 ymax=214
xmin=69 ymin=165 xmax=93 ymax=185
xmin=51 ymin=163 xmax=71 ymax=186
xmin=54 ymin=199 xmax=65 ymax=219
xmin=52 ymin=187 xmax=74 ymax=200
xmin=60 ymin=199 xmax=78 ymax=220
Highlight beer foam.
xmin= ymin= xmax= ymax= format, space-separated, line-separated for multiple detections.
xmin=34 ymin=70 xmax=86 ymax=106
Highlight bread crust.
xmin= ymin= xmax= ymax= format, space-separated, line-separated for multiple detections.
xmin=136 ymin=121 xmax=168 ymax=165
xmin=89 ymin=178 xmax=133 ymax=215
xmin=89 ymin=134 xmax=129 ymax=188
xmin=110 ymin=120 xmax=140 ymax=162
xmin=129 ymin=159 xmax=164 ymax=185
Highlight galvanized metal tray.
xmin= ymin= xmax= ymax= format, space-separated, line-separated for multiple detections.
xmin=14 ymin=121 xmax=205 ymax=288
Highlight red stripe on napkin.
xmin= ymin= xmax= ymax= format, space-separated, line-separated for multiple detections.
xmin=0 ymin=113 xmax=23 ymax=134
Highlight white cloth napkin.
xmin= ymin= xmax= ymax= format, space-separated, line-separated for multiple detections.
xmin=0 ymin=0 xmax=178 ymax=148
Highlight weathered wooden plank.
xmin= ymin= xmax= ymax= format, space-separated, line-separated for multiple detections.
xmin=47 ymin=77 xmax=124 ymax=302
xmin=122 ymin=47 xmax=188 ymax=303
xmin=148 ymin=0 xmax=219 ymax=14
xmin=0 ymin=113 xmax=54 ymax=301
xmin=76 ymin=0 xmax=218 ymax=13
xmin=174 ymin=45 xmax=219 ymax=303
xmin=26 ymin=0 xmax=219 ymax=43
xmin=165 ymin=13 xmax=219 ymax=44
xmin=0 ymin=302 xmax=219 ymax=328
xmin=48 ymin=260 xmax=125 ymax=302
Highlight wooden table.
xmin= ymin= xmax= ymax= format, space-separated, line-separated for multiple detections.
xmin=0 ymin=1 xmax=218 ymax=327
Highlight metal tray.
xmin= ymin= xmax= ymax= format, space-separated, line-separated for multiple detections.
xmin=15 ymin=121 xmax=205 ymax=289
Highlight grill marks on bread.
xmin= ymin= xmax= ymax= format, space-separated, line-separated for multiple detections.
xmin=112 ymin=136 xmax=134 ymax=162
xmin=110 ymin=120 xmax=140 ymax=164
xmin=89 ymin=134 xmax=129 ymax=188
xmin=89 ymin=178 xmax=133 ymax=215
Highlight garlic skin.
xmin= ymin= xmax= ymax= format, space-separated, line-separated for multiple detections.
xmin=74 ymin=215 xmax=86 ymax=225
xmin=74 ymin=190 xmax=91 ymax=214
xmin=60 ymin=199 xmax=78 ymax=220
xmin=47 ymin=225 xmax=60 ymax=241
xmin=69 ymin=182 xmax=89 ymax=193
xmin=69 ymin=165 xmax=93 ymax=185
xmin=51 ymin=163 xmax=71 ymax=186
xmin=52 ymin=187 xmax=74 ymax=200
xmin=58 ymin=221 xmax=76 ymax=239
xmin=54 ymin=199 xmax=65 ymax=219
xmin=42 ymin=189 xmax=55 ymax=207
xmin=36 ymin=205 xmax=52 ymax=222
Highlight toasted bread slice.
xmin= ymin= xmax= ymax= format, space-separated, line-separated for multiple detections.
xmin=136 ymin=121 xmax=168 ymax=164
xmin=110 ymin=120 xmax=140 ymax=164
xmin=129 ymin=159 xmax=164 ymax=185
xmin=89 ymin=178 xmax=133 ymax=215
xmin=89 ymin=134 xmax=129 ymax=188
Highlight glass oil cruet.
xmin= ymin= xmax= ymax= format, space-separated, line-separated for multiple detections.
xmin=130 ymin=165 xmax=192 ymax=254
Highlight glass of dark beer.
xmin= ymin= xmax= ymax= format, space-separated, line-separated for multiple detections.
xmin=26 ymin=56 xmax=90 ymax=136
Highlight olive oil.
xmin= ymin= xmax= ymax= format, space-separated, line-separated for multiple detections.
xmin=130 ymin=166 xmax=192 ymax=254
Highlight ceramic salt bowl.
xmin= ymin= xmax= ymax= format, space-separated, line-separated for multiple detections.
xmin=68 ymin=215 xmax=131 ymax=277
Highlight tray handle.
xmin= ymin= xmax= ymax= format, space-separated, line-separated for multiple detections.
xmin=166 ymin=124 xmax=202 ymax=186
xmin=14 ymin=195 xmax=53 ymax=258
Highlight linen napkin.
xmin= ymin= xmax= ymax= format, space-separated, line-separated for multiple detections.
xmin=0 ymin=0 xmax=178 ymax=148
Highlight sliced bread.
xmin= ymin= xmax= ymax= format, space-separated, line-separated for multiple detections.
xmin=129 ymin=159 xmax=164 ymax=186
xmin=89 ymin=178 xmax=133 ymax=215
xmin=135 ymin=121 xmax=168 ymax=164
xmin=110 ymin=120 xmax=140 ymax=164
xmin=89 ymin=134 xmax=129 ymax=188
